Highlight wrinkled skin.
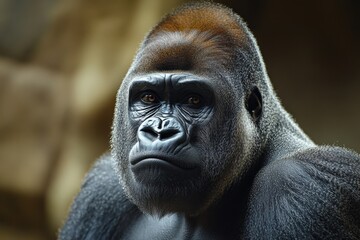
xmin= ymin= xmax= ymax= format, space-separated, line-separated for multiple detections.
xmin=60 ymin=2 xmax=360 ymax=240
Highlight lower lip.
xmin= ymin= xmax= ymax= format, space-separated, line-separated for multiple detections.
xmin=130 ymin=158 xmax=199 ymax=181
xmin=131 ymin=158 xmax=187 ymax=171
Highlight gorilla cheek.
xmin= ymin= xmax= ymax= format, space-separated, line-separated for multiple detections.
xmin=204 ymin=114 xmax=253 ymax=189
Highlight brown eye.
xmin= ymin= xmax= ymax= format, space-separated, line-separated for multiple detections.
xmin=141 ymin=93 xmax=157 ymax=104
xmin=187 ymin=95 xmax=201 ymax=106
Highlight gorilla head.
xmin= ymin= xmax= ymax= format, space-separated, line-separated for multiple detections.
xmin=111 ymin=3 xmax=270 ymax=216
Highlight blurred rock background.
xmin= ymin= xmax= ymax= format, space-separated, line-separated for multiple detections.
xmin=0 ymin=0 xmax=358 ymax=239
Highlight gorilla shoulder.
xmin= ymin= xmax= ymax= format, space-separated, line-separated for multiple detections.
xmin=245 ymin=146 xmax=360 ymax=239
xmin=60 ymin=155 xmax=140 ymax=239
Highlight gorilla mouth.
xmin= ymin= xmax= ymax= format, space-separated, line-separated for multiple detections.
xmin=130 ymin=153 xmax=198 ymax=170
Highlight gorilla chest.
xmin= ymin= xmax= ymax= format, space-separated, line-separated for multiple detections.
xmin=121 ymin=214 xmax=238 ymax=240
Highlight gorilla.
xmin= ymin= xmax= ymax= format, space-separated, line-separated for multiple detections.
xmin=60 ymin=2 xmax=360 ymax=240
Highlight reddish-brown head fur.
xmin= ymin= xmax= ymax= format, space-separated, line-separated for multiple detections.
xmin=134 ymin=3 xmax=250 ymax=73
xmin=149 ymin=3 xmax=247 ymax=42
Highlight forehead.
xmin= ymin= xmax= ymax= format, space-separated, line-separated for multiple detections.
xmin=129 ymin=73 xmax=215 ymax=89
xmin=134 ymin=31 xmax=235 ymax=74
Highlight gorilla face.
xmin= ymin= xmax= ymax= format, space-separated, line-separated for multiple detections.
xmin=128 ymin=74 xmax=211 ymax=191
xmin=128 ymin=74 xmax=213 ymax=176
xmin=112 ymin=70 xmax=260 ymax=216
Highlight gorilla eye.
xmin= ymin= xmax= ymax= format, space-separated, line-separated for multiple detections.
xmin=187 ymin=95 xmax=201 ymax=106
xmin=141 ymin=93 xmax=158 ymax=104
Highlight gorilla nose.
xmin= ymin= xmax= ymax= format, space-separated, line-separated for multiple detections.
xmin=141 ymin=126 xmax=180 ymax=140
xmin=138 ymin=117 xmax=186 ymax=147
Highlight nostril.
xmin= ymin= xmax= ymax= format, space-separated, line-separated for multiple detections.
xmin=140 ymin=127 xmax=158 ymax=139
xmin=159 ymin=128 xmax=180 ymax=140
xmin=140 ymin=127 xmax=180 ymax=140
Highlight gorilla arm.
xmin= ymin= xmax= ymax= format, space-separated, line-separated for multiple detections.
xmin=59 ymin=155 xmax=140 ymax=240
xmin=244 ymin=146 xmax=360 ymax=239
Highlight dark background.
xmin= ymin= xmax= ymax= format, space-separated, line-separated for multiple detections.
xmin=0 ymin=0 xmax=359 ymax=239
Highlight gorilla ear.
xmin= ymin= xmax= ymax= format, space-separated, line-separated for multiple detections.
xmin=246 ymin=87 xmax=262 ymax=121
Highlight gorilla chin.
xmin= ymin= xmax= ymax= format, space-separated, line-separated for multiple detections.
xmin=124 ymin=161 xmax=213 ymax=216
xmin=124 ymin=147 xmax=218 ymax=216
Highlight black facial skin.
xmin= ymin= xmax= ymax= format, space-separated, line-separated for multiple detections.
xmin=60 ymin=2 xmax=360 ymax=240
xmin=127 ymin=74 xmax=213 ymax=214
xmin=129 ymin=74 xmax=213 ymax=175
